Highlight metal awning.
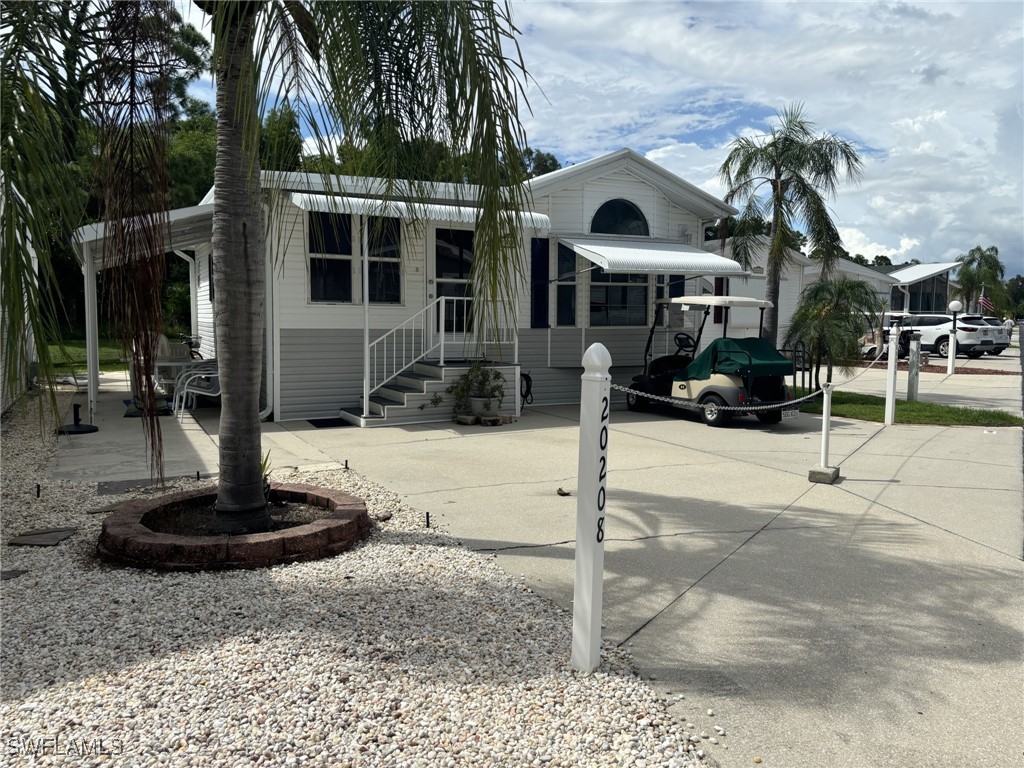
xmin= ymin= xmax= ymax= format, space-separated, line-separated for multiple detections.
xmin=74 ymin=204 xmax=214 ymax=269
xmin=558 ymin=237 xmax=746 ymax=276
xmin=291 ymin=193 xmax=550 ymax=231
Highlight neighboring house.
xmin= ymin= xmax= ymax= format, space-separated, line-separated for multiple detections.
xmin=702 ymin=238 xmax=812 ymax=344
xmin=75 ymin=148 xmax=749 ymax=426
xmin=884 ymin=262 xmax=958 ymax=312
xmin=804 ymin=258 xmax=899 ymax=311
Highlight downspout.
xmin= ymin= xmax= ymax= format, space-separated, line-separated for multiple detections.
xmin=260 ymin=238 xmax=274 ymax=422
xmin=173 ymin=250 xmax=198 ymax=338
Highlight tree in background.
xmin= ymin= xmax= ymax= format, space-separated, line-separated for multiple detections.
xmin=718 ymin=103 xmax=863 ymax=346
xmin=521 ymin=147 xmax=561 ymax=178
xmin=954 ymin=245 xmax=1007 ymax=313
xmin=260 ymin=104 xmax=303 ymax=172
xmin=784 ymin=276 xmax=882 ymax=391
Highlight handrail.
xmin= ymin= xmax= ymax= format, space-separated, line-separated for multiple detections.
xmin=365 ymin=296 xmax=519 ymax=399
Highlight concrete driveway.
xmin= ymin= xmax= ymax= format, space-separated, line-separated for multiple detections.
xmin=49 ymin=353 xmax=1024 ymax=768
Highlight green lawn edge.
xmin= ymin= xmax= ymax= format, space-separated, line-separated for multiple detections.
xmin=795 ymin=388 xmax=1023 ymax=427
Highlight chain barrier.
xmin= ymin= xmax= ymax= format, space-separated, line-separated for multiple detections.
xmin=613 ymin=348 xmax=892 ymax=416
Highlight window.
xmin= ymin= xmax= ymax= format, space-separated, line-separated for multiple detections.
xmin=308 ymin=212 xmax=352 ymax=255
xmin=590 ymin=267 xmax=648 ymax=326
xmin=556 ymin=243 xmax=577 ymax=326
xmin=366 ymin=217 xmax=401 ymax=304
xmin=310 ymin=257 xmax=352 ymax=303
xmin=590 ymin=198 xmax=650 ymax=236
xmin=308 ymin=212 xmax=353 ymax=303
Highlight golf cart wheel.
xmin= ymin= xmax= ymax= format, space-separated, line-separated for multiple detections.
xmin=699 ymin=394 xmax=732 ymax=427
xmin=626 ymin=387 xmax=648 ymax=412
xmin=756 ymin=409 xmax=783 ymax=424
xmin=966 ymin=350 xmax=984 ymax=359
xmin=987 ymin=348 xmax=1004 ymax=355
xmin=935 ymin=337 xmax=950 ymax=357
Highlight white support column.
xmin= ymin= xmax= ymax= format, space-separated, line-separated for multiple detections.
xmin=884 ymin=332 xmax=898 ymax=426
xmin=362 ymin=217 xmax=370 ymax=418
xmin=82 ymin=243 xmax=100 ymax=422
xmin=571 ymin=343 xmax=611 ymax=672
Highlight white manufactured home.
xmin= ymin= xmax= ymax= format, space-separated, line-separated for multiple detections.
xmin=76 ymin=148 xmax=756 ymax=427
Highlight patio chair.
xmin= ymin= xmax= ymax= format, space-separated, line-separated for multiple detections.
xmin=171 ymin=360 xmax=218 ymax=417
xmin=175 ymin=367 xmax=221 ymax=422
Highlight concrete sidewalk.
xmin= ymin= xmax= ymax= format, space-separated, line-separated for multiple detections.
xmin=46 ymin=365 xmax=1024 ymax=768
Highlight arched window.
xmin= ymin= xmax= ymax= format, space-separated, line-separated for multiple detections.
xmin=590 ymin=198 xmax=649 ymax=236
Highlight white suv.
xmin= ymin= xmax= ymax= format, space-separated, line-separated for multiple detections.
xmin=894 ymin=314 xmax=1000 ymax=358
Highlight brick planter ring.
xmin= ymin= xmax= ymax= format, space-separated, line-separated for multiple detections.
xmin=97 ymin=483 xmax=372 ymax=571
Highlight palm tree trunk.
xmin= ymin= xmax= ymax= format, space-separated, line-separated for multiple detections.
xmin=210 ymin=2 xmax=270 ymax=533
xmin=763 ymin=269 xmax=781 ymax=345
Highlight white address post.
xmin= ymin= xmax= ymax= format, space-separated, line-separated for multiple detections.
xmin=571 ymin=343 xmax=612 ymax=672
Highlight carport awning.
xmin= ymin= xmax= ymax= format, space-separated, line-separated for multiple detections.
xmin=558 ymin=237 xmax=746 ymax=276
xmin=291 ymin=193 xmax=550 ymax=231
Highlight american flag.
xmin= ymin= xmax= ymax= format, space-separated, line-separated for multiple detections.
xmin=978 ymin=291 xmax=994 ymax=313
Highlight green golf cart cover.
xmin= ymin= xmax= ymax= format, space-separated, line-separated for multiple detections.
xmin=678 ymin=337 xmax=795 ymax=381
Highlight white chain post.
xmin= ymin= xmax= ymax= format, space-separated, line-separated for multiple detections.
xmin=572 ymin=343 xmax=611 ymax=672
xmin=907 ymin=332 xmax=921 ymax=401
xmin=809 ymin=382 xmax=839 ymax=484
xmin=884 ymin=332 xmax=898 ymax=425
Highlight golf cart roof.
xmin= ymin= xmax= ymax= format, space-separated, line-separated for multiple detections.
xmin=656 ymin=296 xmax=774 ymax=310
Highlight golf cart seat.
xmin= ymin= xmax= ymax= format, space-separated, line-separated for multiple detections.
xmin=649 ymin=354 xmax=692 ymax=378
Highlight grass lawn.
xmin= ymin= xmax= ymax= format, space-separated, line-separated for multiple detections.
xmin=796 ymin=389 xmax=1023 ymax=427
xmin=46 ymin=336 xmax=127 ymax=374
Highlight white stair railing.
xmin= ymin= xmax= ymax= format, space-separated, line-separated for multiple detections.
xmin=364 ymin=296 xmax=520 ymax=410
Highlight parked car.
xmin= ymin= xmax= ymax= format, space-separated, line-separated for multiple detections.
xmin=893 ymin=313 xmax=999 ymax=358
xmin=964 ymin=315 xmax=1009 ymax=355
xmin=625 ymin=296 xmax=799 ymax=427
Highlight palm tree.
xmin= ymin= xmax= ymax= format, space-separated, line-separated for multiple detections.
xmin=954 ymin=245 xmax=1006 ymax=312
xmin=3 ymin=1 xmax=532 ymax=534
xmin=718 ymin=103 xmax=863 ymax=346
xmin=784 ymin=276 xmax=881 ymax=391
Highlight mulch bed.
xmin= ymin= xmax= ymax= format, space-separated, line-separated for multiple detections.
xmin=143 ymin=499 xmax=324 ymax=536
xmin=855 ymin=361 xmax=1018 ymax=376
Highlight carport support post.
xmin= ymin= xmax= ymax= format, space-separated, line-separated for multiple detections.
xmin=808 ymin=382 xmax=839 ymax=484
xmin=571 ymin=343 xmax=611 ymax=672
xmin=907 ymin=332 xmax=922 ymax=402
xmin=884 ymin=332 xmax=898 ymax=426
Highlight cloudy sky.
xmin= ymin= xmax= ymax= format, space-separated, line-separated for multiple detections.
xmin=184 ymin=1 xmax=1023 ymax=275
xmin=511 ymin=1 xmax=1023 ymax=273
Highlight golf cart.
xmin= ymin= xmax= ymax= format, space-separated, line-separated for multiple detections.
xmin=625 ymin=295 xmax=798 ymax=427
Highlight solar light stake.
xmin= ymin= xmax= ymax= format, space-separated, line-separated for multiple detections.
xmin=425 ymin=511 xmax=430 ymax=528
xmin=572 ymin=343 xmax=611 ymax=673
xmin=36 ymin=484 xmax=40 ymax=498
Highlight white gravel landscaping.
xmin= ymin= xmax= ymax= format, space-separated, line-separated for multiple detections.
xmin=1 ymin=392 xmax=708 ymax=767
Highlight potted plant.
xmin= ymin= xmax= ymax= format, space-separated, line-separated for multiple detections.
xmin=446 ymin=361 xmax=506 ymax=417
